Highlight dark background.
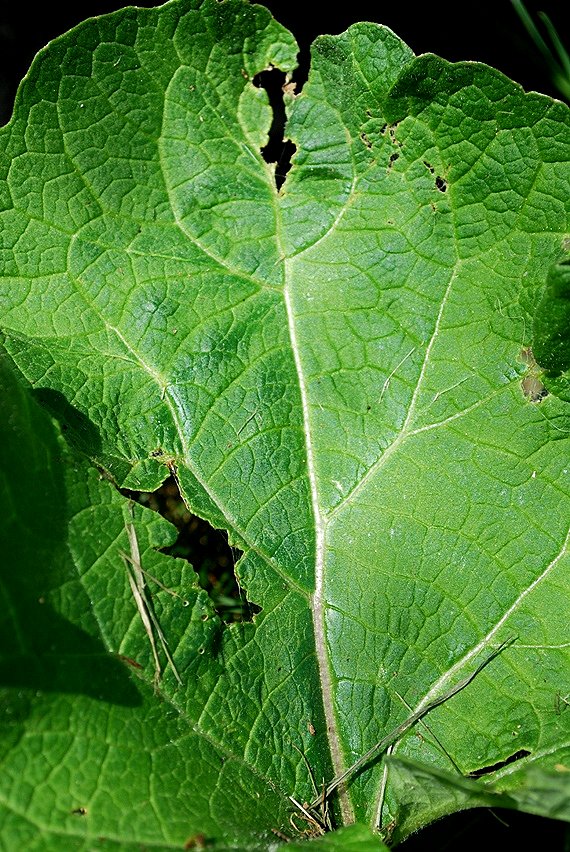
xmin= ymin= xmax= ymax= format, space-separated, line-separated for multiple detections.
xmin=0 ymin=0 xmax=568 ymax=123
xmin=1 ymin=0 xmax=569 ymax=849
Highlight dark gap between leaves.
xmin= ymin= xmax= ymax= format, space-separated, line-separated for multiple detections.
xmin=253 ymin=67 xmax=296 ymax=191
xmin=399 ymin=804 xmax=566 ymax=851
xmin=467 ymin=748 xmax=531 ymax=778
xmin=122 ymin=477 xmax=260 ymax=623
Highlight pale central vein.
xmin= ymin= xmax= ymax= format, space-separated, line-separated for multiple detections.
xmin=282 ymin=259 xmax=355 ymax=825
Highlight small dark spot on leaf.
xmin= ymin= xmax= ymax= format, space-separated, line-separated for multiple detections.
xmin=184 ymin=834 xmax=207 ymax=851
xmin=360 ymin=131 xmax=372 ymax=149
xmin=468 ymin=749 xmax=531 ymax=778
xmin=117 ymin=655 xmax=143 ymax=670
xmin=72 ymin=807 xmax=88 ymax=816
xmin=435 ymin=175 xmax=447 ymax=192
xmin=388 ymin=124 xmax=401 ymax=147
xmin=423 ymin=160 xmax=435 ymax=173
xmin=387 ymin=152 xmax=399 ymax=171
xmin=555 ymin=691 xmax=570 ymax=714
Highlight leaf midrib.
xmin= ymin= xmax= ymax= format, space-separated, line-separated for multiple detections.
xmin=23 ymin=225 xmax=311 ymax=604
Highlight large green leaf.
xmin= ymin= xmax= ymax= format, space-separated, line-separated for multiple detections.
xmin=1 ymin=0 xmax=570 ymax=846
xmin=0 ymin=354 xmax=299 ymax=849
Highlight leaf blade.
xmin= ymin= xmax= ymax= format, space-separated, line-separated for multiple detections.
xmin=1 ymin=0 xmax=570 ymax=844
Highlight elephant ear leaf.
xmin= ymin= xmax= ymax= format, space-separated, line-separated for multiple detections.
xmin=1 ymin=0 xmax=570 ymax=849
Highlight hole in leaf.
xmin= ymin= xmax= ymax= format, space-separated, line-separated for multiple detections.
xmin=519 ymin=346 xmax=549 ymax=403
xmin=253 ymin=67 xmax=296 ymax=190
xmin=387 ymin=151 xmax=399 ymax=170
xmin=388 ymin=124 xmax=401 ymax=146
xmin=435 ymin=175 xmax=447 ymax=192
xmin=468 ymin=749 xmax=531 ymax=778
xmin=123 ymin=476 xmax=260 ymax=623
xmin=521 ymin=374 xmax=549 ymax=403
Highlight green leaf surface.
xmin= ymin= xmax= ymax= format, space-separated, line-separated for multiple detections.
xmin=1 ymin=0 xmax=570 ymax=846
xmin=0 ymin=354 xmax=296 ymax=849
xmin=533 ymin=255 xmax=570 ymax=399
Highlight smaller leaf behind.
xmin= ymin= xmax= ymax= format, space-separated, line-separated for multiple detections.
xmin=383 ymin=756 xmax=570 ymax=846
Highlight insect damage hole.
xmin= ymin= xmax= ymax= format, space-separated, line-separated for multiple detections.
xmin=520 ymin=346 xmax=549 ymax=403
xmin=387 ymin=151 xmax=399 ymax=171
xmin=124 ymin=476 xmax=260 ymax=623
xmin=468 ymin=749 xmax=531 ymax=778
xmin=252 ymin=67 xmax=296 ymax=191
